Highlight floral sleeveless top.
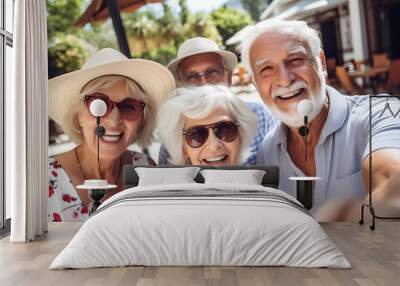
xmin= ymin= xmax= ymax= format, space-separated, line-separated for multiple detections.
xmin=48 ymin=151 xmax=149 ymax=222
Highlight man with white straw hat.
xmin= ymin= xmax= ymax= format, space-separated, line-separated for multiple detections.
xmin=158 ymin=37 xmax=276 ymax=166
xmin=48 ymin=48 xmax=175 ymax=222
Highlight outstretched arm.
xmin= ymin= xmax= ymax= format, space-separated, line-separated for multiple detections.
xmin=362 ymin=148 xmax=400 ymax=207
xmin=316 ymin=148 xmax=400 ymax=221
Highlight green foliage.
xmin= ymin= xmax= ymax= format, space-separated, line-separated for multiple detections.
xmin=129 ymin=10 xmax=221 ymax=65
xmin=159 ymin=4 xmax=182 ymax=44
xmin=124 ymin=2 xmax=221 ymax=64
xmin=124 ymin=11 xmax=160 ymax=39
xmin=136 ymin=41 xmax=177 ymax=66
xmin=239 ymin=0 xmax=269 ymax=21
xmin=46 ymin=0 xmax=83 ymax=39
xmin=78 ymin=22 xmax=118 ymax=51
xmin=183 ymin=12 xmax=222 ymax=44
xmin=210 ymin=6 xmax=253 ymax=43
xmin=179 ymin=0 xmax=189 ymax=25
xmin=48 ymin=34 xmax=90 ymax=79
xmin=47 ymin=0 xmax=89 ymax=77
xmin=46 ymin=0 xmax=252 ymax=72
xmin=161 ymin=2 xmax=174 ymax=26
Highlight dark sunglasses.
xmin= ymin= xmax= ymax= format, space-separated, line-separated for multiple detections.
xmin=84 ymin=93 xmax=145 ymax=121
xmin=182 ymin=121 xmax=240 ymax=148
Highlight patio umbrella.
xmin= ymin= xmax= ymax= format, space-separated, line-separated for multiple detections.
xmin=75 ymin=0 xmax=164 ymax=27
xmin=74 ymin=0 xmax=164 ymax=58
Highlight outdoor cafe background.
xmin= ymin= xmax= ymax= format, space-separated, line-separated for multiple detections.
xmin=47 ymin=0 xmax=400 ymax=157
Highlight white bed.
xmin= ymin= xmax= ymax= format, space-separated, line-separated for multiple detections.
xmin=50 ymin=182 xmax=351 ymax=269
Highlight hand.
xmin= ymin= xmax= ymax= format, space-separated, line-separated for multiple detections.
xmin=315 ymin=196 xmax=400 ymax=222
xmin=314 ymin=198 xmax=361 ymax=222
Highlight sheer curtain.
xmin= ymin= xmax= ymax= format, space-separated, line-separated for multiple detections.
xmin=7 ymin=0 xmax=48 ymax=242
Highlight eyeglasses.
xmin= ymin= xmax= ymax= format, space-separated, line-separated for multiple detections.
xmin=181 ymin=67 xmax=228 ymax=86
xmin=84 ymin=93 xmax=145 ymax=121
xmin=182 ymin=121 xmax=240 ymax=148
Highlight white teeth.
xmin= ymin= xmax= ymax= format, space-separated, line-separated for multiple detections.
xmin=279 ymin=92 xmax=296 ymax=99
xmin=102 ymin=131 xmax=123 ymax=142
xmin=278 ymin=89 xmax=302 ymax=99
xmin=102 ymin=136 xmax=120 ymax=142
xmin=105 ymin=131 xmax=122 ymax=136
xmin=204 ymin=155 xmax=226 ymax=162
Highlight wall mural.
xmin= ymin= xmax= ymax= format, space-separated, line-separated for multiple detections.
xmin=46 ymin=2 xmax=400 ymax=225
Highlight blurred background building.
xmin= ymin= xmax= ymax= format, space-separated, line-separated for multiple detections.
xmin=260 ymin=0 xmax=399 ymax=68
xmin=229 ymin=0 xmax=400 ymax=96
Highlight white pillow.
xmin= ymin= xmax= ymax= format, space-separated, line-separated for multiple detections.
xmin=135 ymin=167 xmax=200 ymax=186
xmin=200 ymin=169 xmax=266 ymax=185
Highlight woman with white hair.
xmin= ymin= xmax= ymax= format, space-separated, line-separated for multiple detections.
xmin=157 ymin=85 xmax=258 ymax=166
xmin=48 ymin=48 xmax=175 ymax=222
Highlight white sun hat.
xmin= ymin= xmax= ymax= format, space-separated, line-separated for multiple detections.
xmin=48 ymin=48 xmax=175 ymax=127
xmin=167 ymin=37 xmax=237 ymax=80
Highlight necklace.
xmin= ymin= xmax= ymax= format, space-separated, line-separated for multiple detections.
xmin=74 ymin=148 xmax=122 ymax=186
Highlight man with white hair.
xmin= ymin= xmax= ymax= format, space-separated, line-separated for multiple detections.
xmin=241 ymin=19 xmax=400 ymax=220
xmin=158 ymin=37 xmax=276 ymax=166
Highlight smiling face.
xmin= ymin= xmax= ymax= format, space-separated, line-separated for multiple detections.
xmin=79 ymin=80 xmax=143 ymax=160
xmin=182 ymin=110 xmax=240 ymax=166
xmin=249 ymin=31 xmax=327 ymax=127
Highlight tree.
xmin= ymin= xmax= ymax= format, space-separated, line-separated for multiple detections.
xmin=139 ymin=41 xmax=177 ymax=66
xmin=78 ymin=22 xmax=119 ymax=51
xmin=124 ymin=11 xmax=161 ymax=52
xmin=123 ymin=1 xmax=221 ymax=64
xmin=159 ymin=3 xmax=182 ymax=46
xmin=46 ymin=0 xmax=84 ymax=40
xmin=239 ymin=0 xmax=269 ymax=21
xmin=183 ymin=12 xmax=221 ymax=44
xmin=48 ymin=34 xmax=90 ymax=79
xmin=46 ymin=0 xmax=92 ymax=78
xmin=179 ymin=0 xmax=189 ymax=25
xmin=210 ymin=6 xmax=253 ymax=44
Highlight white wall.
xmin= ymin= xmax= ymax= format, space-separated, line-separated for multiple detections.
xmin=348 ymin=0 xmax=368 ymax=61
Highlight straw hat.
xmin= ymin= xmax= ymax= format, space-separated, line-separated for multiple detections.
xmin=48 ymin=48 xmax=175 ymax=127
xmin=167 ymin=37 xmax=237 ymax=80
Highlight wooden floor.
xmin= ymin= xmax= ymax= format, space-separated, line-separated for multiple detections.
xmin=0 ymin=222 xmax=399 ymax=286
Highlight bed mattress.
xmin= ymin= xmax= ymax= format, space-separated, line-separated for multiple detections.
xmin=50 ymin=183 xmax=351 ymax=269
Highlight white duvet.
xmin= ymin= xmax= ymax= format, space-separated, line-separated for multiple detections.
xmin=50 ymin=183 xmax=351 ymax=269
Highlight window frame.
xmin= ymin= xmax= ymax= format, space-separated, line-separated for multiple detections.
xmin=0 ymin=0 xmax=14 ymax=233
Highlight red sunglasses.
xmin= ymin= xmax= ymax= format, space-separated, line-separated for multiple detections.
xmin=84 ymin=93 xmax=145 ymax=121
xmin=182 ymin=121 xmax=240 ymax=148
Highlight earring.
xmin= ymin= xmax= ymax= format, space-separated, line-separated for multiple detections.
xmin=79 ymin=121 xmax=83 ymax=127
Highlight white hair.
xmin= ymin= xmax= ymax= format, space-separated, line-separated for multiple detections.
xmin=156 ymin=85 xmax=258 ymax=165
xmin=241 ymin=20 xmax=323 ymax=77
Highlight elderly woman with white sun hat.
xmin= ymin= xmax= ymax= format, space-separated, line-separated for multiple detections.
xmin=48 ymin=48 xmax=175 ymax=222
